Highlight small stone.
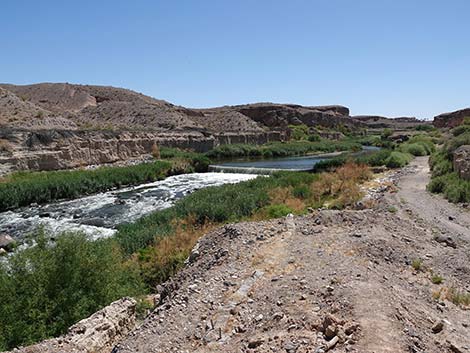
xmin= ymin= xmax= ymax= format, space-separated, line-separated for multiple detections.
xmin=325 ymin=325 xmax=337 ymax=339
xmin=432 ymin=320 xmax=444 ymax=333
xmin=248 ymin=338 xmax=264 ymax=348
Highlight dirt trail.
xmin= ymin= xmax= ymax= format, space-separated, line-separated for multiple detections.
xmin=396 ymin=156 xmax=470 ymax=242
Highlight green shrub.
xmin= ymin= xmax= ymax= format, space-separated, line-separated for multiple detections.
xmin=412 ymin=258 xmax=423 ymax=271
xmin=431 ymin=274 xmax=444 ymax=284
xmin=289 ymin=124 xmax=309 ymax=140
xmin=401 ymin=143 xmax=427 ymax=156
xmin=429 ymin=150 xmax=453 ymax=177
xmin=264 ymin=204 xmax=293 ymax=218
xmin=427 ymin=172 xmax=470 ymax=203
xmin=445 ymin=132 xmax=470 ymax=155
xmin=451 ymin=124 xmax=470 ymax=137
xmin=307 ymin=134 xmax=321 ymax=142
xmin=0 ymin=232 xmax=143 ymax=350
xmin=385 ymin=152 xmax=412 ymax=168
xmin=415 ymin=124 xmax=436 ymax=132
xmin=292 ymin=184 xmax=312 ymax=199
xmin=355 ymin=149 xmax=392 ymax=166
xmin=381 ymin=128 xmax=393 ymax=140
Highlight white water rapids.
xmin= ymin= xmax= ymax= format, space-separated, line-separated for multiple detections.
xmin=0 ymin=173 xmax=258 ymax=240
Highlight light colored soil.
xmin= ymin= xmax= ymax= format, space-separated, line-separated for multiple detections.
xmin=112 ymin=157 xmax=470 ymax=353
xmin=395 ymin=156 xmax=470 ymax=241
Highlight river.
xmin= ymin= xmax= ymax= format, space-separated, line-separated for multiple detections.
xmin=0 ymin=147 xmax=380 ymax=241
xmin=0 ymin=173 xmax=258 ymax=240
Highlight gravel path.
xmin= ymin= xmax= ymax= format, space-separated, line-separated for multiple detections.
xmin=396 ymin=156 xmax=470 ymax=242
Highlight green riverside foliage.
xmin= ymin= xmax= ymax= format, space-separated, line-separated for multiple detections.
xmin=289 ymin=124 xmax=310 ymax=140
xmin=312 ymin=149 xmax=395 ymax=172
xmin=0 ymin=161 xmax=173 ymax=212
xmin=264 ymin=204 xmax=294 ymax=218
xmin=399 ymin=135 xmax=436 ymax=156
xmin=385 ymin=151 xmax=413 ymax=168
xmin=0 ymin=232 xmax=143 ymax=351
xmin=428 ymin=120 xmax=470 ymax=203
xmin=160 ymin=147 xmax=211 ymax=173
xmin=205 ymin=139 xmax=362 ymax=159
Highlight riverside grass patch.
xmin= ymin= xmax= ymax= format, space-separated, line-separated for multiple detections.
xmin=0 ymin=149 xmax=211 ymax=211
xmin=312 ymin=148 xmax=413 ymax=172
xmin=204 ymin=138 xmax=362 ymax=159
xmin=118 ymin=162 xmax=371 ymax=277
xmin=0 ymin=161 xmax=172 ymax=211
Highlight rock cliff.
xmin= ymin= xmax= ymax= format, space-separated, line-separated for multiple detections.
xmin=0 ymin=83 xmax=362 ymax=173
xmin=433 ymin=108 xmax=470 ymax=128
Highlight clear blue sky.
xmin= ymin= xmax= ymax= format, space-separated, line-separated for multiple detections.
xmin=2 ymin=0 xmax=469 ymax=119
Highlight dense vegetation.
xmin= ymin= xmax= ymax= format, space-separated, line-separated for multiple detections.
xmin=0 ymin=150 xmax=211 ymax=212
xmin=312 ymin=148 xmax=413 ymax=172
xmin=0 ymin=232 xmax=143 ymax=350
xmin=0 ymin=163 xmax=372 ymax=350
xmin=288 ymin=124 xmax=320 ymax=141
xmin=0 ymin=161 xmax=172 ymax=211
xmin=428 ymin=119 xmax=470 ymax=203
xmin=398 ymin=135 xmax=436 ymax=156
xmin=205 ymin=139 xmax=362 ymax=159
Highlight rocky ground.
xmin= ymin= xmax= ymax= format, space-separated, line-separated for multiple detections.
xmin=109 ymin=157 xmax=469 ymax=353
xmin=6 ymin=158 xmax=470 ymax=353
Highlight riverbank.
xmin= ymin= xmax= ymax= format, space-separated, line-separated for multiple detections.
xmin=0 ymin=139 xmax=364 ymax=212
xmin=0 ymin=151 xmax=210 ymax=212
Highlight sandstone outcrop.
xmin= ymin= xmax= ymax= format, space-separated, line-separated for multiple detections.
xmin=6 ymin=297 xmax=137 ymax=353
xmin=352 ymin=115 xmax=430 ymax=131
xmin=0 ymin=129 xmax=286 ymax=173
xmin=0 ymin=83 xmax=365 ymax=173
xmin=453 ymin=145 xmax=470 ymax=180
xmin=433 ymin=108 xmax=470 ymax=128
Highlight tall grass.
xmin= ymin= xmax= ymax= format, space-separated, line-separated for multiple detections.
xmin=205 ymin=139 xmax=362 ymax=159
xmin=312 ymin=149 xmax=408 ymax=172
xmin=0 ymin=161 xmax=173 ymax=211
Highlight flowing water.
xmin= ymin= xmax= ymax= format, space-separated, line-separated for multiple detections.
xmin=210 ymin=146 xmax=381 ymax=173
xmin=0 ymin=173 xmax=258 ymax=240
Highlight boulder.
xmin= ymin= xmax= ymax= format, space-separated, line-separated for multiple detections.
xmin=5 ymin=297 xmax=137 ymax=353
xmin=453 ymin=145 xmax=470 ymax=180
xmin=0 ymin=234 xmax=16 ymax=251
